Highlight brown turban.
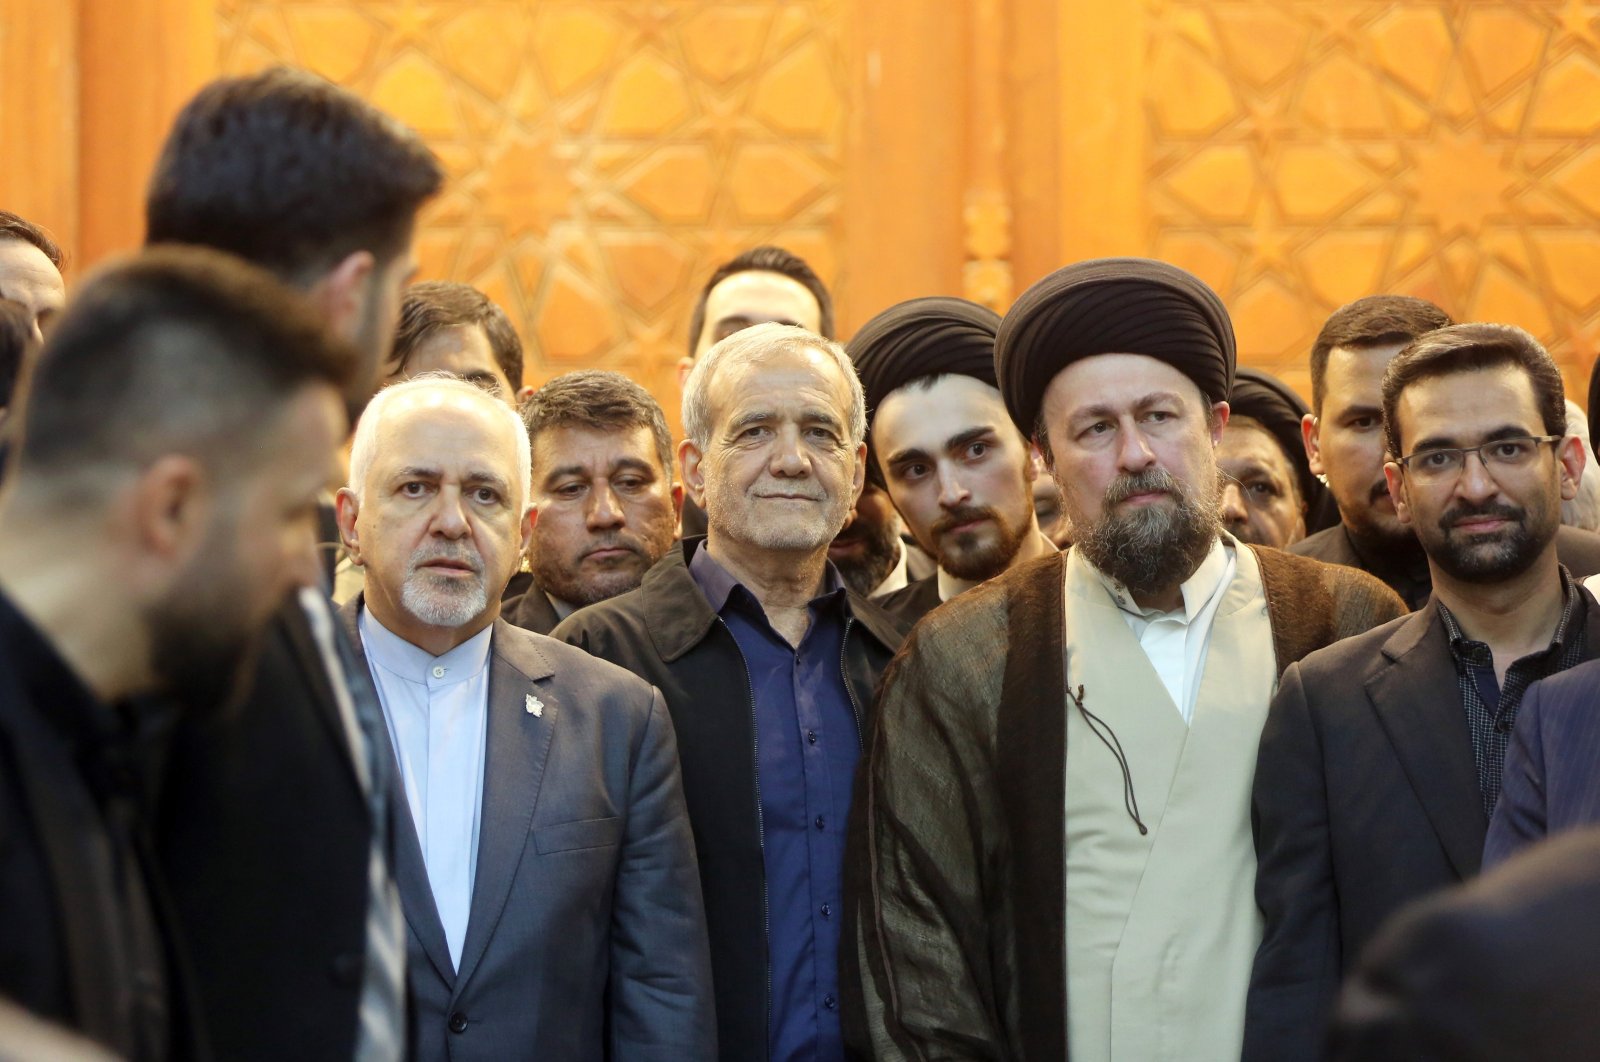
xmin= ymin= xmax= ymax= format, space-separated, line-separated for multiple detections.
xmin=994 ymin=257 xmax=1236 ymax=435
xmin=848 ymin=296 xmax=1002 ymax=417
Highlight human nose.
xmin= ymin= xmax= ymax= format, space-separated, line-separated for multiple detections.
xmin=768 ymin=425 xmax=810 ymax=476
xmin=430 ymin=487 xmax=470 ymax=537
xmin=1116 ymin=423 xmax=1158 ymax=473
xmin=1455 ymin=448 xmax=1499 ymax=501
xmin=587 ymin=483 xmax=624 ymax=529
xmin=937 ymin=465 xmax=971 ymax=509
xmin=1220 ymin=480 xmax=1248 ymax=525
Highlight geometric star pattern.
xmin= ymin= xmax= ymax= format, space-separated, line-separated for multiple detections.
xmin=1144 ymin=0 xmax=1600 ymax=400
xmin=219 ymin=0 xmax=846 ymax=425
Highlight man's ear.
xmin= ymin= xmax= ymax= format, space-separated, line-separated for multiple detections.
xmin=127 ymin=455 xmax=212 ymax=588
xmin=308 ymin=251 xmax=376 ymax=343
xmin=1025 ymin=441 xmax=1045 ymax=483
xmin=1557 ymin=434 xmax=1586 ymax=503
xmin=334 ymin=486 xmax=363 ymax=565
xmin=519 ymin=504 xmax=536 ymax=555
xmin=1302 ymin=412 xmax=1325 ymax=476
xmin=1209 ymin=400 xmax=1231 ymax=445
xmin=675 ymin=355 xmax=695 ymax=393
xmin=1382 ymin=460 xmax=1412 ymax=526
xmin=516 ymin=385 xmax=536 ymax=404
xmin=670 ymin=481 xmax=685 ymax=521
xmin=850 ymin=441 xmax=867 ymax=505
xmin=679 ymin=437 xmax=707 ymax=507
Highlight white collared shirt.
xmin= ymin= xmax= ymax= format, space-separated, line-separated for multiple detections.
xmin=868 ymin=540 xmax=910 ymax=599
xmin=1092 ymin=537 xmax=1236 ymax=724
xmin=358 ymin=608 xmax=493 ymax=970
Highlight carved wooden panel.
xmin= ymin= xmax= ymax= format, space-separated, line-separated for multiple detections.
xmin=217 ymin=0 xmax=848 ymax=415
xmin=1138 ymin=0 xmax=1600 ymax=398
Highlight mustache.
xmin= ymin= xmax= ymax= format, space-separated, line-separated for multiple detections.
xmin=1441 ymin=501 xmax=1525 ymax=531
xmin=410 ymin=542 xmax=483 ymax=573
xmin=932 ymin=504 xmax=998 ymax=537
xmin=1105 ymin=467 xmax=1186 ymax=506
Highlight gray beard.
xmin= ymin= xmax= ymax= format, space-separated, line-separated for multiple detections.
xmin=1074 ymin=468 xmax=1222 ymax=597
xmin=402 ymin=571 xmax=488 ymax=628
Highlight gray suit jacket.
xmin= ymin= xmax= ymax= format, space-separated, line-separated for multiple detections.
xmin=341 ymin=599 xmax=716 ymax=1061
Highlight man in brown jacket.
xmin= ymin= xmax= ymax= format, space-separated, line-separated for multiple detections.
xmin=845 ymin=259 xmax=1405 ymax=1062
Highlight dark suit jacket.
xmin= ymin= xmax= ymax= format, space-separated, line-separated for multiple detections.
xmin=1484 ymin=654 xmax=1600 ymax=866
xmin=1244 ymin=591 xmax=1600 ymax=1062
xmin=872 ymin=574 xmax=940 ymax=628
xmin=1291 ymin=522 xmax=1600 ymax=610
xmin=156 ymin=595 xmax=372 ymax=1062
xmin=500 ymin=571 xmax=563 ymax=636
xmin=343 ymin=601 xmax=715 ymax=1061
xmin=1332 ymin=826 xmax=1600 ymax=1061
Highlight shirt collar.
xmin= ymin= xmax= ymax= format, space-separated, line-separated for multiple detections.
xmin=1439 ymin=565 xmax=1582 ymax=655
xmin=868 ymin=540 xmax=909 ymax=598
xmin=1093 ymin=534 xmax=1232 ymax=622
xmin=358 ymin=606 xmax=494 ymax=687
xmin=688 ymin=541 xmax=847 ymax=616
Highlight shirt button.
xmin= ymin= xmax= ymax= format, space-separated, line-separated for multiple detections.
xmin=823 ymin=994 xmax=837 ymax=1010
xmin=821 ymin=903 xmax=832 ymax=918
xmin=432 ymin=666 xmax=447 ymax=679
xmin=448 ymin=1012 xmax=468 ymax=1034
xmin=807 ymin=730 xmax=818 ymax=745
xmin=814 ymin=815 xmax=826 ymax=831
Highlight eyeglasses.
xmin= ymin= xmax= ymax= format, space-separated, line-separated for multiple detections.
xmin=1395 ymin=435 xmax=1561 ymax=484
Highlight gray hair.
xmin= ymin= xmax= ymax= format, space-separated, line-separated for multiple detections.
xmin=348 ymin=373 xmax=531 ymax=502
xmin=1563 ymin=398 xmax=1600 ymax=532
xmin=681 ymin=322 xmax=866 ymax=449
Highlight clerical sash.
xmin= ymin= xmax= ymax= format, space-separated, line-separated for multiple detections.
xmin=1062 ymin=542 xmax=1274 ymax=1062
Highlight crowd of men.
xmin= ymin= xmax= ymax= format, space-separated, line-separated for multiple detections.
xmin=4 ymin=64 xmax=1600 ymax=1062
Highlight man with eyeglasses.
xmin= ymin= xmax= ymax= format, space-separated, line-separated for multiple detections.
xmin=1244 ymin=323 xmax=1600 ymax=1062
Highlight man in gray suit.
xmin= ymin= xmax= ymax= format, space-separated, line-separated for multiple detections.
xmin=333 ymin=375 xmax=715 ymax=1059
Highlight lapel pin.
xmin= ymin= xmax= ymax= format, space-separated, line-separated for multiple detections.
xmin=525 ymin=693 xmax=543 ymax=717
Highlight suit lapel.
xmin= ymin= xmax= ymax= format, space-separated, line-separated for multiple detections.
xmin=338 ymin=599 xmax=456 ymax=985
xmin=451 ymin=621 xmax=558 ymax=995
xmin=1365 ymin=603 xmax=1487 ymax=878
xmin=280 ymin=594 xmax=367 ymax=799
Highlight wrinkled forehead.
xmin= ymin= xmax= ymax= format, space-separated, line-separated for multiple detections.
xmin=372 ymin=391 xmax=520 ymax=469
xmin=1043 ymin=352 xmax=1209 ymax=424
xmin=710 ymin=344 xmax=852 ymax=418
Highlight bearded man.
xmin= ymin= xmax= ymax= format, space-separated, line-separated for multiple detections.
xmin=849 ymin=296 xmax=1056 ymax=624
xmin=844 ymin=258 xmax=1406 ymax=1061
xmin=1246 ymin=324 xmax=1600 ymax=1061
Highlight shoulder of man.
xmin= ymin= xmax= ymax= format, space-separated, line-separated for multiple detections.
xmin=873 ymin=575 xmax=941 ymax=628
xmin=550 ymin=543 xmax=715 ymax=661
xmin=1555 ymin=524 xmax=1600 ymax=577
xmin=892 ymin=553 xmax=1059 ymax=667
xmin=1286 ymin=523 xmax=1352 ymax=563
xmin=492 ymin=618 xmax=659 ymax=708
xmin=1253 ymin=546 xmax=1409 ymax=671
xmin=846 ymin=586 xmax=914 ymax=651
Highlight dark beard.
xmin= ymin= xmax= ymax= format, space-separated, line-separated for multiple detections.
xmin=1075 ymin=467 xmax=1221 ymax=597
xmin=932 ymin=503 xmax=1030 ymax=582
xmin=831 ymin=523 xmax=903 ymax=597
xmin=1424 ymin=499 xmax=1556 ymax=584
xmin=147 ymin=583 xmax=263 ymax=716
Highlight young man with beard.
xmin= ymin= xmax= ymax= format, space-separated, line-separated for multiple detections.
xmin=503 ymin=370 xmax=680 ymax=634
xmin=845 ymin=259 xmax=1404 ymax=1061
xmin=556 ymin=323 xmax=907 ymax=1061
xmin=333 ymin=377 xmax=714 ymax=1059
xmin=848 ymin=296 xmax=1056 ymax=625
xmin=0 ymin=249 xmax=355 ymax=1058
xmin=1292 ymin=296 xmax=1600 ymax=607
xmin=1245 ymin=324 xmax=1600 ymax=1062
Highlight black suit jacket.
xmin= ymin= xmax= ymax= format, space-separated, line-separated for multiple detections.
xmin=500 ymin=572 xmax=563 ymax=636
xmin=1244 ymin=591 xmax=1600 ymax=1062
xmin=872 ymin=574 xmax=940 ymax=628
xmin=1291 ymin=522 xmax=1600 ymax=610
xmin=156 ymin=595 xmax=372 ymax=1062
xmin=1332 ymin=826 xmax=1600 ymax=1061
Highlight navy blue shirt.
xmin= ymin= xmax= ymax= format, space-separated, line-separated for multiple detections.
xmin=689 ymin=547 xmax=860 ymax=1062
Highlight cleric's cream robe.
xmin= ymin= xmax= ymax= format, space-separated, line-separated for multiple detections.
xmin=1062 ymin=543 xmax=1275 ymax=1062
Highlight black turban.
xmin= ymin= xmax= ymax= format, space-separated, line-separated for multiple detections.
xmin=1229 ymin=367 xmax=1328 ymax=515
xmin=847 ymin=296 xmax=1002 ymax=486
xmin=994 ymin=258 xmax=1236 ymax=435
xmin=848 ymin=296 xmax=1002 ymax=418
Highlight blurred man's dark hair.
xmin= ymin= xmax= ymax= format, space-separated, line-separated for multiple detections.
xmin=144 ymin=66 xmax=443 ymax=285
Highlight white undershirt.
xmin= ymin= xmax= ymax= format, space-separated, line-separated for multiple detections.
xmin=358 ymin=607 xmax=492 ymax=970
xmin=1089 ymin=537 xmax=1236 ymax=724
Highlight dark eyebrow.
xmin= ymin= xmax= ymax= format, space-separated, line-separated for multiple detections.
xmin=1410 ymin=425 xmax=1541 ymax=454
xmin=1336 ymin=403 xmax=1383 ymax=421
xmin=1070 ymin=392 xmax=1186 ymax=425
xmin=542 ymin=456 xmax=660 ymax=486
xmin=883 ymin=444 xmax=933 ymax=468
xmin=945 ymin=425 xmax=999 ymax=453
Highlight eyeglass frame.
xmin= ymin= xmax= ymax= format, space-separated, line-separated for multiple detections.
xmin=1391 ymin=434 xmax=1564 ymax=484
